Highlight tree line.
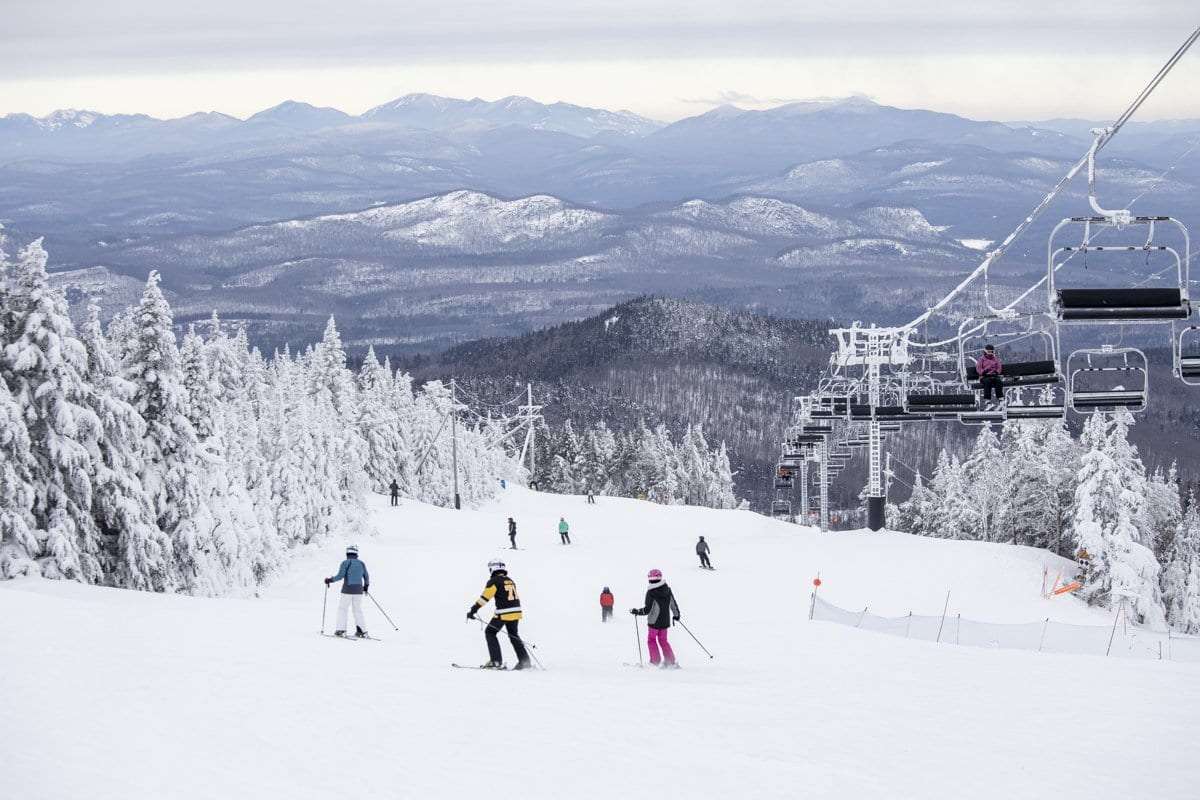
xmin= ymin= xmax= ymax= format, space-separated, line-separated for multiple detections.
xmin=0 ymin=239 xmax=515 ymax=593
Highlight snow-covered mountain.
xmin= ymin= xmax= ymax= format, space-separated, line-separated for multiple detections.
xmin=362 ymin=93 xmax=662 ymax=138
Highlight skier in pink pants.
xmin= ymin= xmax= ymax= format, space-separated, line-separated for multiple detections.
xmin=630 ymin=568 xmax=681 ymax=668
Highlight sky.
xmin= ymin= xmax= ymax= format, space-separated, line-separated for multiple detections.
xmin=2 ymin=1 xmax=1198 ymax=122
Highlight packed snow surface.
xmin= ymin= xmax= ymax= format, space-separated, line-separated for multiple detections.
xmin=5 ymin=488 xmax=1198 ymax=799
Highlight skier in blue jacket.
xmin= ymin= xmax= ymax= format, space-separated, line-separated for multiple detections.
xmin=325 ymin=545 xmax=370 ymax=638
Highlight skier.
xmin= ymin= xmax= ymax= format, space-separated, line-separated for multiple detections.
xmin=508 ymin=517 xmax=518 ymax=550
xmin=600 ymin=586 xmax=614 ymax=622
xmin=630 ymin=568 xmax=681 ymax=668
xmin=977 ymin=344 xmax=1004 ymax=410
xmin=558 ymin=517 xmax=571 ymax=545
xmin=325 ymin=544 xmax=370 ymax=638
xmin=388 ymin=479 xmax=400 ymax=507
xmin=696 ymin=536 xmax=713 ymax=569
xmin=466 ymin=558 xmax=531 ymax=669
xmin=587 ymin=487 xmax=596 ymax=505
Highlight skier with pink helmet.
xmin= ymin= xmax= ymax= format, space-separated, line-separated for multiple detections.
xmin=630 ymin=568 xmax=681 ymax=668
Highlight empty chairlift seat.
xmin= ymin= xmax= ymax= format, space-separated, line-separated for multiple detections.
xmin=1005 ymin=403 xmax=1066 ymax=420
xmin=1068 ymin=348 xmax=1148 ymax=413
xmin=1056 ymin=288 xmax=1190 ymax=321
xmin=905 ymin=393 xmax=977 ymax=414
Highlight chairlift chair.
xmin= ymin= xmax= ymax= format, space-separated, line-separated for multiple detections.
xmin=1048 ymin=132 xmax=1191 ymax=322
xmin=1067 ymin=347 xmax=1148 ymax=412
xmin=958 ymin=314 xmax=1062 ymax=390
xmin=1173 ymin=324 xmax=1200 ymax=386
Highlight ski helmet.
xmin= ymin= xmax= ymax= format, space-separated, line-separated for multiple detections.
xmin=984 ymin=343 xmax=996 ymax=353
xmin=488 ymin=558 xmax=506 ymax=573
xmin=647 ymin=568 xmax=663 ymax=583
xmin=346 ymin=545 xmax=359 ymax=556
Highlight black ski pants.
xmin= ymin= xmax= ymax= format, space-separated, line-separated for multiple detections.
xmin=980 ymin=375 xmax=1003 ymax=402
xmin=699 ymin=552 xmax=712 ymax=568
xmin=486 ymin=617 xmax=530 ymax=665
xmin=602 ymin=606 xmax=613 ymax=622
xmin=390 ymin=493 xmax=399 ymax=506
xmin=560 ymin=532 xmax=570 ymax=544
xmin=509 ymin=533 xmax=517 ymax=549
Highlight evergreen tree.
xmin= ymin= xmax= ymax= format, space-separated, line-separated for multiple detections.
xmin=1 ymin=240 xmax=104 ymax=581
xmin=79 ymin=305 xmax=173 ymax=590
xmin=1071 ymin=412 xmax=1164 ymax=627
xmin=1163 ymin=495 xmax=1200 ymax=633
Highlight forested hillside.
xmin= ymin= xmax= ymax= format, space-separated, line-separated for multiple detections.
xmin=409 ymin=296 xmax=1200 ymax=511
xmin=406 ymin=297 xmax=830 ymax=508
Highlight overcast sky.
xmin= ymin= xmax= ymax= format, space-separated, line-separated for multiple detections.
xmin=3 ymin=1 xmax=1198 ymax=121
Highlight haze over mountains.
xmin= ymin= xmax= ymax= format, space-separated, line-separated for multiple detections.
xmin=3 ymin=93 xmax=1199 ymax=353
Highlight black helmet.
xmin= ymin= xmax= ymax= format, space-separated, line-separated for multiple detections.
xmin=984 ymin=344 xmax=996 ymax=352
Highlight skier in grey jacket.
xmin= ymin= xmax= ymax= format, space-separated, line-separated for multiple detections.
xmin=325 ymin=545 xmax=370 ymax=638
xmin=696 ymin=536 xmax=713 ymax=569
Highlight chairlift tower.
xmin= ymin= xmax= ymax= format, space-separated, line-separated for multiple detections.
xmin=829 ymin=324 xmax=907 ymax=531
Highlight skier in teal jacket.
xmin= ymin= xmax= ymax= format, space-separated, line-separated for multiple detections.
xmin=325 ymin=545 xmax=369 ymax=637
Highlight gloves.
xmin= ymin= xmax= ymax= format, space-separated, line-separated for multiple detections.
xmin=324 ymin=578 xmax=331 ymax=586
xmin=630 ymin=608 xmax=642 ymax=615
xmin=673 ymin=615 xmax=681 ymax=622
xmin=466 ymin=606 xmax=478 ymax=620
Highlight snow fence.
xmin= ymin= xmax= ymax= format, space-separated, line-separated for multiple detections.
xmin=810 ymin=594 xmax=1200 ymax=663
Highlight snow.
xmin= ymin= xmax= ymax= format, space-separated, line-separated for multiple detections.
xmin=959 ymin=238 xmax=994 ymax=250
xmin=5 ymin=488 xmax=1198 ymax=799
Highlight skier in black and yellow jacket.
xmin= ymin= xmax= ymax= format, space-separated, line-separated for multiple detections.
xmin=467 ymin=558 xmax=531 ymax=669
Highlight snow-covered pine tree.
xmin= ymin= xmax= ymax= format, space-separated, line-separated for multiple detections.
xmin=928 ymin=452 xmax=976 ymax=540
xmin=1071 ymin=411 xmax=1164 ymax=628
xmin=123 ymin=271 xmax=224 ymax=593
xmin=0 ymin=374 xmax=38 ymax=578
xmin=961 ymin=424 xmax=1008 ymax=542
xmin=79 ymin=305 xmax=174 ymax=590
xmin=707 ymin=441 xmax=738 ymax=509
xmin=1143 ymin=464 xmax=1182 ymax=563
xmin=0 ymin=240 xmax=104 ymax=581
xmin=1163 ymin=494 xmax=1200 ymax=633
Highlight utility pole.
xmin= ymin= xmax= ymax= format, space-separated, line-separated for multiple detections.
xmin=451 ymin=379 xmax=461 ymax=510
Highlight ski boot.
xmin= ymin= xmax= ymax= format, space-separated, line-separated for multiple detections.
xmin=355 ymin=626 xmax=369 ymax=639
xmin=479 ymin=660 xmax=505 ymax=670
xmin=511 ymin=660 xmax=533 ymax=671
xmin=333 ymin=630 xmax=347 ymax=637
xmin=661 ymin=661 xmax=682 ymax=670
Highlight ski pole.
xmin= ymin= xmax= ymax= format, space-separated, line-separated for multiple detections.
xmin=634 ymin=613 xmax=644 ymax=667
xmin=367 ymin=592 xmax=400 ymax=631
xmin=321 ymin=584 xmax=328 ymax=634
xmin=676 ymin=619 xmax=714 ymax=659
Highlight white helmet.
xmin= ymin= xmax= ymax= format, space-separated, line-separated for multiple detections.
xmin=346 ymin=545 xmax=359 ymax=556
xmin=488 ymin=558 xmax=506 ymax=573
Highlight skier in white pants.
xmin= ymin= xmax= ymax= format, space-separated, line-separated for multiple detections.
xmin=325 ymin=545 xmax=370 ymax=638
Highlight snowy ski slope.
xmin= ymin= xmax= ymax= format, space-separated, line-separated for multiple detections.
xmin=4 ymin=488 xmax=1198 ymax=799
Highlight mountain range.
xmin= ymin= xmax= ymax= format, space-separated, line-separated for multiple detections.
xmin=4 ymin=93 xmax=1199 ymax=354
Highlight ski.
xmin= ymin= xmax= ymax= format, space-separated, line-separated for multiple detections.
xmin=451 ymin=663 xmax=508 ymax=670
xmin=320 ymin=633 xmax=360 ymax=642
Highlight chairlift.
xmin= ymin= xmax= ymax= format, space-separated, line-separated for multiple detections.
xmin=1048 ymin=132 xmax=1191 ymax=322
xmin=1067 ymin=346 xmax=1148 ymax=412
xmin=958 ymin=314 xmax=1061 ymax=389
xmin=1173 ymin=324 xmax=1200 ymax=386
xmin=771 ymin=500 xmax=792 ymax=518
